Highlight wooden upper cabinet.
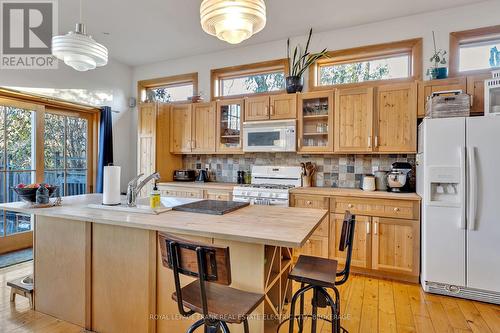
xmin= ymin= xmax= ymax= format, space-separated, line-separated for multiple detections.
xmin=417 ymin=77 xmax=467 ymax=117
xmin=269 ymin=94 xmax=297 ymax=120
xmin=375 ymin=83 xmax=417 ymax=153
xmin=334 ymin=87 xmax=374 ymax=152
xmin=192 ymin=102 xmax=216 ymax=153
xmin=216 ymin=98 xmax=244 ymax=153
xmin=138 ymin=103 xmax=157 ymax=195
xmin=467 ymin=73 xmax=490 ymax=115
xmin=371 ymin=217 xmax=419 ymax=277
xmin=244 ymin=95 xmax=269 ymax=121
xmin=297 ymin=91 xmax=334 ymax=153
xmin=170 ymin=104 xmax=192 ymax=154
xmin=330 ymin=214 xmax=371 ymax=269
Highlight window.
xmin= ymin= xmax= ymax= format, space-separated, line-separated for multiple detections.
xmin=450 ymin=25 xmax=500 ymax=75
xmin=138 ymin=73 xmax=198 ymax=103
xmin=310 ymin=38 xmax=422 ymax=89
xmin=211 ymin=59 xmax=288 ymax=99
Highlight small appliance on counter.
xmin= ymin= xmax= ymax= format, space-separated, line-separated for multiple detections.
xmin=173 ymin=169 xmax=196 ymax=182
xmin=195 ymin=169 xmax=209 ymax=182
xmin=361 ymin=175 xmax=376 ymax=191
xmin=387 ymin=162 xmax=413 ymax=193
xmin=374 ymin=170 xmax=388 ymax=191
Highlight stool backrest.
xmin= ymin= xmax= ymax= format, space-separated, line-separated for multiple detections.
xmin=336 ymin=211 xmax=356 ymax=285
xmin=158 ymin=233 xmax=231 ymax=318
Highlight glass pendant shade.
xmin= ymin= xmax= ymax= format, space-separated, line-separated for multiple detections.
xmin=52 ymin=23 xmax=108 ymax=72
xmin=200 ymin=0 xmax=266 ymax=44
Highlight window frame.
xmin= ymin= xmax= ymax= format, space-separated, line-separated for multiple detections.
xmin=309 ymin=38 xmax=422 ymax=91
xmin=137 ymin=73 xmax=198 ymax=104
xmin=211 ymin=59 xmax=289 ymax=100
xmin=449 ymin=25 xmax=500 ymax=77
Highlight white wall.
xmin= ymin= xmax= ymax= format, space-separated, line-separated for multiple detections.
xmin=0 ymin=59 xmax=135 ymax=191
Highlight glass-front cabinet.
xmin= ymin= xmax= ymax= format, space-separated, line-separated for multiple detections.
xmin=216 ymin=98 xmax=244 ymax=153
xmin=297 ymin=91 xmax=334 ymax=153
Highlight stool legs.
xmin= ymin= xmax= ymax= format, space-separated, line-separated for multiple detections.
xmin=288 ymin=284 xmax=314 ymax=333
xmin=187 ymin=318 xmax=205 ymax=333
xmin=311 ymin=288 xmax=319 ymax=333
xmin=243 ymin=319 xmax=249 ymax=333
xmin=298 ymin=283 xmax=305 ymax=333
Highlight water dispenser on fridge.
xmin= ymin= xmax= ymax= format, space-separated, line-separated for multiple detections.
xmin=425 ymin=166 xmax=462 ymax=207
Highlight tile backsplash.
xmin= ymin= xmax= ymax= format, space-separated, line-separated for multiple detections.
xmin=183 ymin=153 xmax=415 ymax=188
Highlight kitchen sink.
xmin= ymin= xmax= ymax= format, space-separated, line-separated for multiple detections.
xmin=87 ymin=197 xmax=203 ymax=215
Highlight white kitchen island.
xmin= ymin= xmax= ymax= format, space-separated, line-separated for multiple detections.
xmin=0 ymin=194 xmax=327 ymax=333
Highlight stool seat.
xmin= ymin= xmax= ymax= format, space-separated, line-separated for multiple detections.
xmin=288 ymin=255 xmax=338 ymax=288
xmin=172 ymin=280 xmax=264 ymax=324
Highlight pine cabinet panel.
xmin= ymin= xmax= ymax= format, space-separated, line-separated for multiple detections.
xmin=467 ymin=74 xmax=490 ymax=115
xmin=270 ymin=94 xmax=297 ymax=120
xmin=330 ymin=214 xmax=371 ymax=269
xmin=375 ymin=83 xmax=417 ymax=153
xmin=192 ymin=102 xmax=216 ymax=153
xmin=138 ymin=103 xmax=156 ymax=196
xmin=244 ymin=96 xmax=269 ymax=121
xmin=371 ymin=217 xmax=419 ymax=276
xmin=170 ymin=104 xmax=192 ymax=153
xmin=216 ymin=99 xmax=244 ymax=153
xmin=294 ymin=235 xmax=329 ymax=259
xmin=290 ymin=194 xmax=329 ymax=209
xmin=334 ymin=87 xmax=374 ymax=152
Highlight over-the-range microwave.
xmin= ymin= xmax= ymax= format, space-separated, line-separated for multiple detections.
xmin=243 ymin=119 xmax=296 ymax=152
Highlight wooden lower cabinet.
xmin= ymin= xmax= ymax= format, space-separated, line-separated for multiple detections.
xmin=330 ymin=214 xmax=370 ymax=269
xmin=205 ymin=188 xmax=232 ymax=201
xmin=371 ymin=217 xmax=419 ymax=277
xmin=157 ymin=185 xmax=233 ymax=201
xmin=294 ymin=235 xmax=329 ymax=259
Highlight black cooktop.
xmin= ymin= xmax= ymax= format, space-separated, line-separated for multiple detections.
xmin=172 ymin=200 xmax=249 ymax=215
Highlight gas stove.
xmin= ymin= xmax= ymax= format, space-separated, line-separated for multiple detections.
xmin=232 ymin=166 xmax=302 ymax=206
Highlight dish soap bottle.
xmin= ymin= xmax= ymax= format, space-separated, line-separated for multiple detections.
xmin=150 ymin=182 xmax=161 ymax=209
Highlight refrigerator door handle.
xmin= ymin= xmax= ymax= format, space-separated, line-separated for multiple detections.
xmin=468 ymin=146 xmax=478 ymax=231
xmin=459 ymin=146 xmax=467 ymax=230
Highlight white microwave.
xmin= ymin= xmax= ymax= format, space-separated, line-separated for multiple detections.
xmin=243 ymin=120 xmax=296 ymax=152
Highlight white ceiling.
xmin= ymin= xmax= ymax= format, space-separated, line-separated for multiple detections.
xmin=57 ymin=0 xmax=485 ymax=66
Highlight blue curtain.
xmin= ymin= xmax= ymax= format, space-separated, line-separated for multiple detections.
xmin=96 ymin=106 xmax=114 ymax=193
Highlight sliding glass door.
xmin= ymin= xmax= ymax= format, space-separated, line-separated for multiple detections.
xmin=0 ymin=99 xmax=96 ymax=254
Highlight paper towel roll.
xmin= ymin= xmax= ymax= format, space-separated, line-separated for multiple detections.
xmin=103 ymin=165 xmax=121 ymax=205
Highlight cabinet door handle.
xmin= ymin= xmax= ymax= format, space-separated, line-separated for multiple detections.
xmin=306 ymin=201 xmax=312 ymax=205
xmin=368 ymin=136 xmax=372 ymax=148
xmin=347 ymin=204 xmax=354 ymax=208
xmin=375 ymin=135 xmax=379 ymax=148
xmin=366 ymin=222 xmax=370 ymax=234
xmin=393 ymin=207 xmax=400 ymax=212
xmin=373 ymin=221 xmax=378 ymax=235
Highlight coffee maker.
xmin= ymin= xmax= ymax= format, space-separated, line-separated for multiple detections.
xmin=387 ymin=162 xmax=413 ymax=192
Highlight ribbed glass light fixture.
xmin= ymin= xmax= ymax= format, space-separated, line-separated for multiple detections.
xmin=200 ymin=0 xmax=266 ymax=45
xmin=52 ymin=0 xmax=108 ymax=71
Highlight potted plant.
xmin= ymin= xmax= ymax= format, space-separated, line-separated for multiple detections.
xmin=427 ymin=31 xmax=448 ymax=80
xmin=286 ymin=29 xmax=328 ymax=93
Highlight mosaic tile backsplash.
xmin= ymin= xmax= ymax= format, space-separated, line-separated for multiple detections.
xmin=183 ymin=153 xmax=416 ymax=188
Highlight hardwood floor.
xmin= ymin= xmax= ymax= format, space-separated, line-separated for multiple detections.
xmin=0 ymin=262 xmax=498 ymax=333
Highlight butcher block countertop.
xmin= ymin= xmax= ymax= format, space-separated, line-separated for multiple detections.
xmin=0 ymin=194 xmax=327 ymax=248
xmin=290 ymin=187 xmax=421 ymax=201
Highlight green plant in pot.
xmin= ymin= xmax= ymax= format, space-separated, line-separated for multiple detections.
xmin=427 ymin=31 xmax=448 ymax=80
xmin=286 ymin=29 xmax=328 ymax=93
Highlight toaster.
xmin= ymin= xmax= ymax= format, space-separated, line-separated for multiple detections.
xmin=173 ymin=169 xmax=196 ymax=182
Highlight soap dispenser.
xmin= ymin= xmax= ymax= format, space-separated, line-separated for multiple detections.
xmin=150 ymin=182 xmax=161 ymax=209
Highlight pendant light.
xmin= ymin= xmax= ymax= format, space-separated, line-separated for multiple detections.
xmin=200 ymin=0 xmax=266 ymax=44
xmin=52 ymin=0 xmax=108 ymax=71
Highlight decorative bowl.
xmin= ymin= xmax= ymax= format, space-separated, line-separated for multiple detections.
xmin=13 ymin=186 xmax=58 ymax=203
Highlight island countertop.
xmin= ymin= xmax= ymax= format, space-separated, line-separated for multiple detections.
xmin=0 ymin=194 xmax=327 ymax=248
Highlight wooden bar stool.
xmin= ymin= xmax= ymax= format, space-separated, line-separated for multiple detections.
xmin=277 ymin=211 xmax=356 ymax=333
xmin=159 ymin=233 xmax=265 ymax=333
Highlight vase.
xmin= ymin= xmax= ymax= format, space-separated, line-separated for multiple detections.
xmin=427 ymin=67 xmax=448 ymax=80
xmin=286 ymin=76 xmax=303 ymax=93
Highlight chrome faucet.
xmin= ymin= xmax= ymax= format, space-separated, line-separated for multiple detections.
xmin=126 ymin=172 xmax=160 ymax=207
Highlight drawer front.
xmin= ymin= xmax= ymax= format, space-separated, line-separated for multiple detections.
xmin=331 ymin=196 xmax=418 ymax=220
xmin=205 ymin=189 xmax=232 ymax=201
xmin=291 ymin=194 xmax=329 ymax=209
xmin=157 ymin=186 xmax=204 ymax=198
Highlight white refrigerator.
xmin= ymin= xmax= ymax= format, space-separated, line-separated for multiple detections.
xmin=417 ymin=116 xmax=500 ymax=304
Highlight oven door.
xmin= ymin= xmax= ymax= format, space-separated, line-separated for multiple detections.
xmin=243 ymin=121 xmax=296 ymax=152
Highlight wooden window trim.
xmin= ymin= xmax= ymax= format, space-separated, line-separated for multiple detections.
xmin=211 ymin=59 xmax=289 ymax=100
xmin=309 ymin=38 xmax=423 ymax=91
xmin=137 ymin=72 xmax=198 ymax=104
xmin=449 ymin=25 xmax=500 ymax=77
